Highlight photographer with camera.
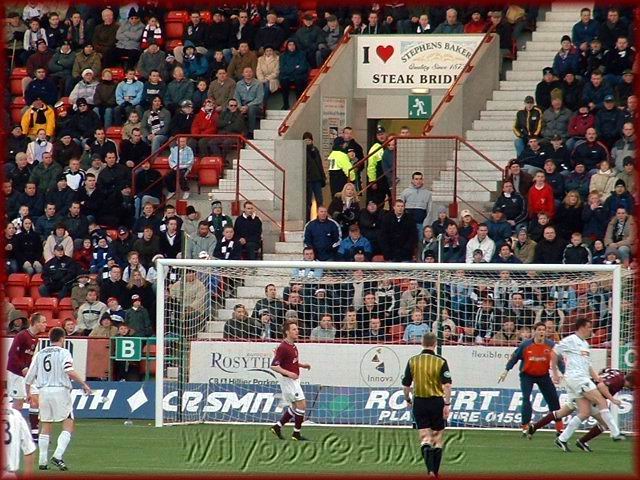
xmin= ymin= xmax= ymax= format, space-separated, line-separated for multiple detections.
xmin=328 ymin=183 xmax=360 ymax=237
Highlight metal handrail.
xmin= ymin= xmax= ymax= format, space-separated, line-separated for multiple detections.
xmin=277 ymin=26 xmax=353 ymax=136
xmin=130 ymin=134 xmax=286 ymax=241
xmin=422 ymin=27 xmax=496 ymax=135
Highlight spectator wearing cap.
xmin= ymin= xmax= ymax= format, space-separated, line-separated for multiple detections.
xmin=72 ymin=44 xmax=102 ymax=81
xmin=181 ymin=205 xmax=200 ymax=238
xmin=566 ymin=104 xmax=595 ymax=152
xmin=506 ymin=160 xmax=533 ymax=197
xmin=46 ymin=174 xmax=75 ymax=215
xmin=41 ymin=242 xmax=80 ymax=299
xmin=602 ymin=36 xmax=634 ymax=86
xmin=457 ymin=209 xmax=478 ymax=241
xmin=24 ymin=38 xmax=53 ymax=93
xmin=572 ymin=8 xmax=599 ymax=51
xmin=487 ymin=207 xmax=513 ymax=246
xmin=380 ymin=199 xmax=418 ymax=262
xmin=611 ymin=122 xmax=636 ymax=172
xmin=114 ymin=68 xmax=144 ymax=125
xmin=136 ymin=43 xmax=167 ymax=82
xmin=279 ymin=39 xmax=309 ymax=110
xmin=89 ymin=312 xmax=118 ymax=338
xmin=113 ymin=9 xmax=144 ymax=69
xmin=604 ymin=178 xmax=634 ymax=216
xmin=367 ymin=126 xmax=389 ymax=206
xmin=254 ymin=11 xmax=286 ymax=53
xmin=111 ymin=226 xmax=135 ymax=266
xmin=54 ymin=133 xmax=82 ymax=170
xmin=535 ymin=67 xmax=562 ymax=111
xmin=517 ymin=136 xmax=553 ymax=175
xmin=399 ymin=171 xmax=434 ymax=240
xmin=6 ymin=310 xmax=28 ymax=335
xmin=191 ymin=98 xmax=220 ymax=156
xmin=564 ymin=160 xmax=591 ymax=200
xmin=67 ymin=98 xmax=101 ymax=142
xmin=206 ymin=10 xmax=230 ymax=53
xmin=168 ymin=100 xmax=196 ymax=148
xmin=559 ymin=72 xmax=583 ymax=112
xmin=464 ymin=10 xmax=486 ymax=33
xmin=72 ymin=237 xmax=92 ymax=271
xmin=69 ymin=68 xmax=99 ymax=106
xmin=615 ymin=69 xmax=633 ymax=106
xmin=92 ymin=8 xmax=119 ymax=66
xmin=94 ymin=68 xmax=118 ymax=130
xmin=595 ymin=94 xmax=625 ymax=149
xmin=582 ymin=70 xmax=613 ymax=111
xmin=294 ymin=13 xmax=323 ymax=68
xmin=187 ymin=220 xmax=217 ymax=260
xmin=7 ymin=125 xmax=30 ymax=164
xmin=25 ymin=67 xmax=58 ymax=108
xmin=615 ymin=157 xmax=636 ymax=194
xmin=541 ymin=91 xmax=572 ymax=143
xmin=255 ymin=45 xmax=280 ymax=105
xmin=542 ymin=158 xmax=565 ymax=202
xmin=513 ymin=95 xmax=543 ymax=157
xmin=552 ymin=35 xmax=580 ymax=79
xmin=21 ymin=100 xmax=55 ymax=139
xmin=106 ymin=296 xmax=126 ymax=323
xmin=338 ymin=224 xmax=372 ymax=261
xmin=511 ymin=227 xmax=535 ymax=263
xmin=125 ymin=294 xmax=152 ymax=337
xmin=77 ymin=289 xmax=108 ymax=334
xmin=120 ymin=128 xmax=151 ymax=169
xmin=206 ymin=200 xmax=233 ymax=241
xmin=182 ymin=41 xmax=209 ymax=81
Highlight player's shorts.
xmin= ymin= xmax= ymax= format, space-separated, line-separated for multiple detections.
xmin=6 ymin=372 xmax=26 ymax=400
xmin=564 ymin=376 xmax=597 ymax=401
xmin=279 ymin=377 xmax=305 ymax=404
xmin=39 ymin=387 xmax=74 ymax=423
xmin=413 ymin=396 xmax=446 ymax=431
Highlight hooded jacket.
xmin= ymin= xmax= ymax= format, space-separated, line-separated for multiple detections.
xmin=279 ymin=40 xmax=310 ymax=82
xmin=182 ymin=41 xmax=209 ymax=80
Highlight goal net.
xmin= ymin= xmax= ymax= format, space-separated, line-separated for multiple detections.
xmin=154 ymin=261 xmax=635 ymax=433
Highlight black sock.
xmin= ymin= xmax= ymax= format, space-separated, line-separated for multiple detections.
xmin=432 ymin=447 xmax=443 ymax=474
xmin=421 ymin=443 xmax=433 ymax=472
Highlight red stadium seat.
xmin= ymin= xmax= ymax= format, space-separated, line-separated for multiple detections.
xmin=165 ymin=11 xmax=189 ymax=39
xmin=11 ymin=97 xmax=26 ymax=124
xmin=187 ymin=157 xmax=201 ymax=177
xmin=10 ymin=68 xmax=27 ymax=96
xmin=58 ymin=297 xmax=74 ymax=312
xmin=35 ymin=297 xmax=59 ymax=325
xmin=6 ymin=273 xmax=30 ymax=298
xmin=388 ymin=325 xmax=405 ymax=343
xmin=29 ymin=273 xmax=44 ymax=300
xmin=46 ymin=318 xmax=62 ymax=330
xmin=372 ymin=254 xmax=385 ymax=262
xmin=197 ymin=167 xmax=219 ymax=192
xmin=200 ymin=11 xmax=213 ymax=24
xmin=12 ymin=297 xmax=34 ymax=315
xmin=165 ymin=39 xmax=183 ymax=55
xmin=152 ymin=157 xmax=171 ymax=177
xmin=200 ymin=156 xmax=223 ymax=176
xmin=57 ymin=311 xmax=75 ymax=323
xmin=106 ymin=229 xmax=119 ymax=241
xmin=106 ymin=126 xmax=123 ymax=139
xmin=110 ymin=67 xmax=125 ymax=82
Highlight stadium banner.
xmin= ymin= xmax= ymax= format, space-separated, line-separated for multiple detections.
xmin=356 ymin=35 xmax=485 ymax=89
xmin=187 ymin=342 xmax=608 ymax=390
xmin=70 ymin=382 xmax=634 ymax=431
xmin=2 ymin=337 xmax=88 ymax=378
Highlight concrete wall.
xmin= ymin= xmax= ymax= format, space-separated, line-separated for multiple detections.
xmin=274 ymin=139 xmax=306 ymax=229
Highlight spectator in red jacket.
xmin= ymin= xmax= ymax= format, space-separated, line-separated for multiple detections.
xmin=464 ymin=10 xmax=487 ymax=33
xmin=528 ymin=171 xmax=556 ymax=219
xmin=566 ymin=104 xmax=595 ymax=152
xmin=191 ymin=98 xmax=219 ymax=156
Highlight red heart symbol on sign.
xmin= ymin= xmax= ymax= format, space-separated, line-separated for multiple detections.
xmin=376 ymin=45 xmax=394 ymax=63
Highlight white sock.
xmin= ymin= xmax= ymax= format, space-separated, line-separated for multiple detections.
xmin=558 ymin=415 xmax=583 ymax=442
xmin=53 ymin=430 xmax=72 ymax=460
xmin=38 ymin=434 xmax=50 ymax=466
xmin=599 ymin=409 xmax=620 ymax=437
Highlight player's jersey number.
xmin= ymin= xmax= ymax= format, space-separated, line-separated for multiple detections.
xmin=3 ymin=420 xmax=12 ymax=445
xmin=43 ymin=355 xmax=52 ymax=372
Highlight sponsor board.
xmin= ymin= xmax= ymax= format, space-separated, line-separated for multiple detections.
xmin=188 ymin=342 xmax=608 ymax=390
xmin=66 ymin=382 xmax=634 ymax=432
xmin=2 ymin=337 xmax=88 ymax=378
xmin=356 ymin=35 xmax=485 ymax=89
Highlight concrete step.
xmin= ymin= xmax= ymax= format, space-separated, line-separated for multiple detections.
xmin=433 ymin=191 xmax=492 ymax=202
xmin=550 ymin=3 xmax=591 ymax=13
xmin=536 ymin=21 xmax=581 ymax=32
xmin=466 ymin=130 xmax=516 ymax=141
xmin=285 ymin=231 xmax=305 ymax=242
xmin=485 ymin=99 xmax=526 ymax=110
xmin=236 ymin=286 xmax=270 ymax=298
xmin=212 ymin=188 xmax=277 ymax=201
xmin=493 ymin=90 xmax=534 ymax=101
xmin=499 ymin=81 xmax=539 ymax=90
xmin=224 ymin=169 xmax=277 ymax=181
xmin=532 ymin=31 xmax=570 ymax=42
xmin=263 ymin=253 xmax=301 ymax=261
xmin=259 ymin=119 xmax=283 ymax=130
xmin=275 ymin=241 xmax=303 ymax=254
xmin=512 ymin=59 xmax=555 ymax=71
xmin=224 ymin=298 xmax=258 ymax=310
xmin=253 ymin=129 xmax=278 ymax=140
xmin=525 ymin=41 xmax=565 ymax=51
xmin=446 ymin=160 xmax=509 ymax=170
xmin=204 ymin=321 xmax=226 ymax=334
xmin=233 ymin=158 xmax=276 ymax=170
xmin=239 ymin=149 xmax=274 ymax=161
xmin=455 ymin=150 xmax=515 ymax=161
xmin=505 ymin=70 xmax=543 ymax=81
xmin=515 ymin=51 xmax=559 ymax=60
xmin=247 ymin=139 xmax=276 ymax=151
xmin=198 ymin=332 xmax=224 ymax=339
xmin=545 ymin=11 xmax=582 ymax=22
xmin=244 ymin=275 xmax=291 ymax=287
xmin=265 ymin=109 xmax=289 ymax=120
xmin=478 ymin=114 xmax=515 ymax=121
xmin=439 ymin=170 xmax=503 ymax=181
xmin=459 ymin=141 xmax=515 ymax=151
xmin=480 ymin=110 xmax=519 ymax=118
xmin=472 ymin=119 xmax=515 ymax=130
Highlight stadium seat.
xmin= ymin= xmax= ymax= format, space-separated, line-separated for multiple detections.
xmin=187 ymin=157 xmax=201 ymax=177
xmin=165 ymin=11 xmax=189 ymax=39
xmin=110 ymin=67 xmax=125 ymax=82
xmin=106 ymin=229 xmax=119 ymax=241
xmin=46 ymin=318 xmax=62 ymax=330
xmin=29 ymin=273 xmax=44 ymax=300
xmin=6 ymin=273 xmax=30 ymax=298
xmin=200 ymin=11 xmax=213 ymax=24
xmin=152 ymin=157 xmax=171 ymax=177
xmin=12 ymin=297 xmax=34 ymax=315
xmin=58 ymin=297 xmax=74 ymax=312
xmin=11 ymin=97 xmax=26 ymax=124
xmin=57 ymin=310 xmax=75 ymax=323
xmin=200 ymin=156 xmax=223 ymax=176
xmin=388 ymin=325 xmax=405 ymax=343
xmin=35 ymin=297 xmax=58 ymax=314
xmin=106 ymin=126 xmax=123 ymax=140
xmin=197 ymin=167 xmax=219 ymax=192
xmin=165 ymin=39 xmax=183 ymax=54
xmin=10 ymin=67 xmax=27 ymax=96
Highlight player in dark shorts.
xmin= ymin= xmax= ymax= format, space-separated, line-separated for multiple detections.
xmin=269 ymin=320 xmax=311 ymax=441
xmin=402 ymin=332 xmax=452 ymax=478
xmin=528 ymin=368 xmax=633 ymax=450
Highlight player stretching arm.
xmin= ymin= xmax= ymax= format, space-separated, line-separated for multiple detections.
xmin=25 ymin=327 xmax=92 ymax=471
xmin=402 ymin=333 xmax=452 ymax=478
xmin=498 ymin=321 xmax=564 ymax=436
xmin=529 ymin=368 xmax=631 ymax=451
xmin=7 ymin=313 xmax=48 ymax=442
xmin=551 ymin=318 xmax=624 ymax=452
xmin=2 ymin=400 xmax=36 ymax=476
xmin=269 ymin=320 xmax=311 ymax=441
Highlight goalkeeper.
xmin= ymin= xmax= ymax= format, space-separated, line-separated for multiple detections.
xmin=498 ymin=321 xmax=564 ymax=436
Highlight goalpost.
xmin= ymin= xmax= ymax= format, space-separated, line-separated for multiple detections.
xmin=154 ymin=260 xmax=635 ymax=432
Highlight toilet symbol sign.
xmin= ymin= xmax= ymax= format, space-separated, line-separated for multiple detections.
xmin=408 ymin=95 xmax=431 ymax=119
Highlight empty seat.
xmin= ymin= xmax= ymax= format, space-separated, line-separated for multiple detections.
xmin=165 ymin=11 xmax=189 ymax=39
xmin=388 ymin=325 xmax=405 ymax=343
xmin=106 ymin=229 xmax=119 ymax=241
xmin=152 ymin=157 xmax=171 ymax=177
xmin=197 ymin=168 xmax=219 ymax=192
xmin=10 ymin=68 xmax=27 ymax=96
xmin=6 ymin=273 xmax=30 ymax=298
xmin=58 ymin=311 xmax=76 ymax=323
xmin=12 ymin=297 xmax=34 ymax=315
xmin=58 ymin=297 xmax=74 ymax=311
xmin=29 ymin=273 xmax=44 ymax=300
xmin=199 ymin=11 xmax=212 ymax=24
xmin=11 ymin=97 xmax=26 ymax=124
xmin=200 ymin=156 xmax=223 ymax=176
xmin=46 ymin=318 xmax=62 ymax=330
xmin=106 ymin=126 xmax=123 ymax=139
xmin=110 ymin=67 xmax=125 ymax=82
xmin=35 ymin=297 xmax=59 ymax=325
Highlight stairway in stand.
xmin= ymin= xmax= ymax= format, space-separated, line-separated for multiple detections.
xmin=430 ymin=3 xmax=593 ymax=214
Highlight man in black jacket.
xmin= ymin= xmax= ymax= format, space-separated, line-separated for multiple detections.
xmin=535 ymin=67 xmax=562 ymax=111
xmin=120 ymin=128 xmax=151 ymax=169
xmin=100 ymin=265 xmax=131 ymax=308
xmin=233 ymin=201 xmax=262 ymax=260
xmin=7 ymin=153 xmax=33 ymax=193
xmin=380 ymin=198 xmax=417 ymax=261
xmin=534 ymin=226 xmax=565 ymax=264
xmin=98 ymin=151 xmax=129 ymax=196
xmin=304 ymin=132 xmax=326 ymax=221
xmin=7 ymin=125 xmax=30 ymax=164
xmin=112 ymin=226 xmax=135 ymax=267
xmin=63 ymin=201 xmax=89 ymax=247
xmin=46 ymin=175 xmax=76 ymax=215
xmin=76 ymin=173 xmax=102 ymax=221
xmin=40 ymin=244 xmax=80 ymax=298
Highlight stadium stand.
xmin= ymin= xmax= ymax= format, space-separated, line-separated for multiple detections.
xmin=1 ymin=3 xmax=637 ymax=355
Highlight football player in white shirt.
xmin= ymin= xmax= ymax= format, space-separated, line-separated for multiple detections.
xmin=25 ymin=327 xmax=92 ymax=471
xmin=551 ymin=318 xmax=624 ymax=451
xmin=2 ymin=400 xmax=36 ymax=476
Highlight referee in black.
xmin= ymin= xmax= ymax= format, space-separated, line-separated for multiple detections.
xmin=402 ymin=332 xmax=452 ymax=478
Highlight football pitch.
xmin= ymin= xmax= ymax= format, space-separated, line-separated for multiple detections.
xmin=38 ymin=420 xmax=635 ymax=475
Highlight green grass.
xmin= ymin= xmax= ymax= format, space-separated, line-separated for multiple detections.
xmin=40 ymin=420 xmax=634 ymax=475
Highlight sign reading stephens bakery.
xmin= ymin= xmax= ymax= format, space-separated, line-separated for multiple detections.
xmin=356 ymin=35 xmax=485 ymax=89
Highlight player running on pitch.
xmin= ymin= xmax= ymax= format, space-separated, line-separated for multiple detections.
xmin=7 ymin=312 xmax=47 ymax=443
xmin=270 ymin=320 xmax=311 ymax=441
xmin=528 ymin=368 xmax=632 ymax=451
xmin=2 ymin=399 xmax=36 ymax=476
xmin=402 ymin=332 xmax=452 ymax=478
xmin=25 ymin=327 xmax=92 ymax=471
xmin=498 ymin=321 xmax=565 ymax=436
xmin=551 ymin=318 xmax=625 ymax=452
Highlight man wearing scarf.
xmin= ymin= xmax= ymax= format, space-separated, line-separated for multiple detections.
xmin=21 ymin=99 xmax=55 ymax=139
